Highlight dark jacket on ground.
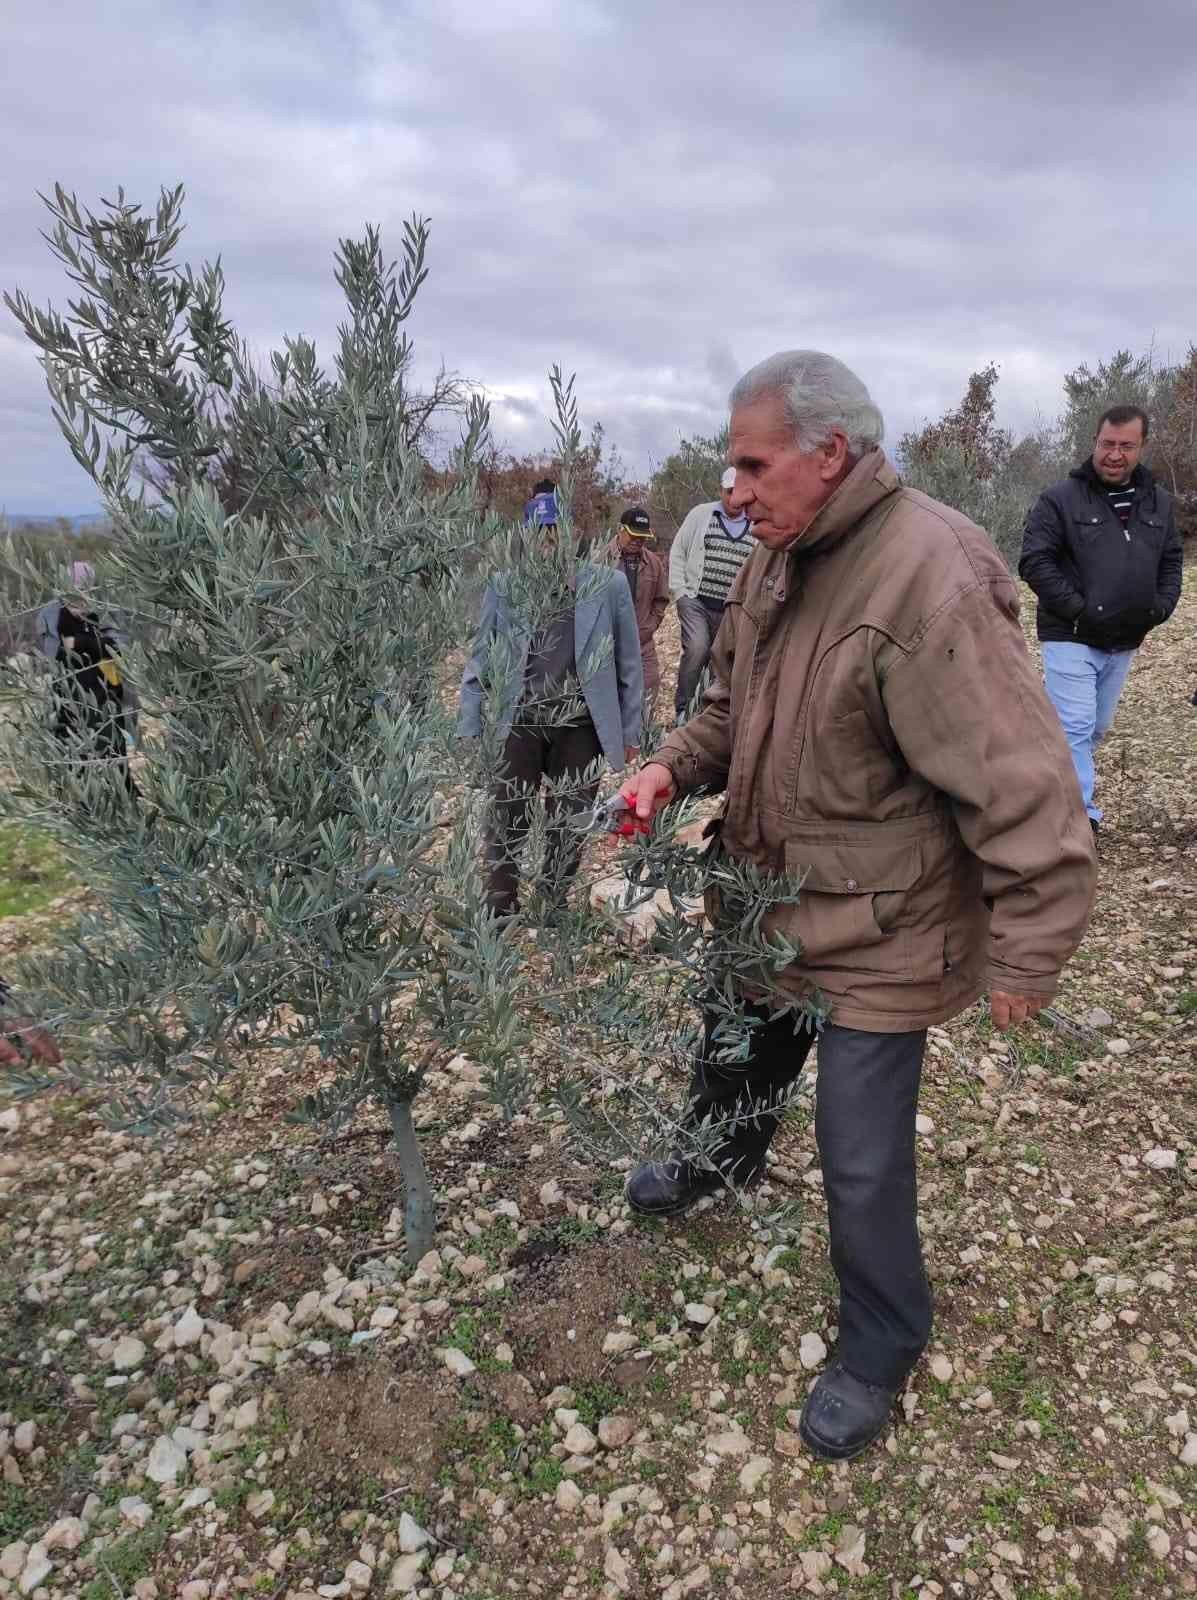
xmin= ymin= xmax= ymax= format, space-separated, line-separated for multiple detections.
xmin=43 ymin=602 xmax=132 ymax=759
xmin=1018 ymin=461 xmax=1184 ymax=651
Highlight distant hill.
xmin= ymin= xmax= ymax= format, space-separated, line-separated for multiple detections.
xmin=2 ymin=513 xmax=108 ymax=534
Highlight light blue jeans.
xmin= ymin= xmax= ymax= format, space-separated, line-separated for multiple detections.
xmin=1042 ymin=641 xmax=1136 ymax=821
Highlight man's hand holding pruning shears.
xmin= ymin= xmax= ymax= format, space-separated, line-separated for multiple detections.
xmin=599 ymin=762 xmax=1043 ymax=1032
xmin=583 ymin=762 xmax=677 ymax=839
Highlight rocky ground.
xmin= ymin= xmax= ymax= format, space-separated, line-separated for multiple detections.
xmin=1 ymin=577 xmax=1194 ymax=1600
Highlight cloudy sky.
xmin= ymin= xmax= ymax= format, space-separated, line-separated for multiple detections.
xmin=3 ymin=0 xmax=1195 ymax=513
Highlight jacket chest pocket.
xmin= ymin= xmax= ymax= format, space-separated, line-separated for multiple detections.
xmin=794 ymin=707 xmax=899 ymax=814
xmin=1070 ymin=515 xmax=1125 ymax=606
xmin=1070 ymin=512 xmax=1112 ymax=556
xmin=778 ymin=837 xmax=921 ymax=979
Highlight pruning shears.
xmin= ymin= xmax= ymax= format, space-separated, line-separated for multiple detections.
xmin=580 ymin=791 xmax=652 ymax=838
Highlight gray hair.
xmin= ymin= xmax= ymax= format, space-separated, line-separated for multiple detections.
xmin=729 ymin=350 xmax=884 ymax=457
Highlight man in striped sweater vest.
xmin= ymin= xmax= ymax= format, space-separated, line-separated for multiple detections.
xmin=668 ymin=468 xmax=757 ymax=722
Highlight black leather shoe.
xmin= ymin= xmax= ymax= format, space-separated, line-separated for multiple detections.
xmin=626 ymin=1152 xmax=759 ymax=1216
xmin=799 ymin=1361 xmax=896 ymax=1461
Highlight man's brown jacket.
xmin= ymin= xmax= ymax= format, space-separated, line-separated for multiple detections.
xmin=608 ymin=540 xmax=670 ymax=698
xmin=650 ymin=450 xmax=1097 ymax=1032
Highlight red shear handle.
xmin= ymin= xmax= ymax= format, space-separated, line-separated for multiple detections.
xmin=612 ymin=813 xmax=651 ymax=838
xmin=603 ymin=794 xmax=651 ymax=837
xmin=618 ymin=761 xmax=677 ymax=827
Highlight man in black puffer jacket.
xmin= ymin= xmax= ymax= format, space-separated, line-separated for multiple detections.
xmin=1019 ymin=405 xmax=1183 ymax=834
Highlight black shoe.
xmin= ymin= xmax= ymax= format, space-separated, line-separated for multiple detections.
xmin=625 ymin=1152 xmax=759 ymax=1217
xmin=1090 ymin=818 xmax=1099 ymax=837
xmin=798 ymin=1361 xmax=896 ymax=1462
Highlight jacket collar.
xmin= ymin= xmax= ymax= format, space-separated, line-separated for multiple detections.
xmin=782 ymin=447 xmax=900 ymax=560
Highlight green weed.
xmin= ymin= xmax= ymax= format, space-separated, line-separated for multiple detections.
xmin=527 ymin=1457 xmax=563 ymax=1496
xmin=0 ymin=821 xmax=74 ymax=919
xmin=797 ymin=1512 xmax=844 ymax=1548
xmin=573 ymin=1379 xmax=623 ymax=1429
xmin=81 ymin=1525 xmax=166 ymax=1600
xmin=0 ymin=1485 xmax=36 ymax=1544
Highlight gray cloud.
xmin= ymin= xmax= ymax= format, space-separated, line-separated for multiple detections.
xmin=842 ymin=0 xmax=1197 ymax=93
xmin=3 ymin=0 xmax=1193 ymax=513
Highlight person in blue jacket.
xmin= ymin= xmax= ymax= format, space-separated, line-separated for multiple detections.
xmin=458 ymin=490 xmax=642 ymax=918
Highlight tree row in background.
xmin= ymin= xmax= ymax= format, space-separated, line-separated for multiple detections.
xmin=647 ymin=348 xmax=1197 ymax=570
xmin=9 ymin=307 xmax=1191 ymax=629
xmin=899 ymin=348 xmax=1197 ymax=567
xmin=469 ymin=424 xmax=644 ymax=542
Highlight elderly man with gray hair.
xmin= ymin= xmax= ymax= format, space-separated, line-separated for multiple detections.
xmin=619 ymin=350 xmax=1096 ymax=1460
xmin=668 ymin=465 xmax=756 ymax=722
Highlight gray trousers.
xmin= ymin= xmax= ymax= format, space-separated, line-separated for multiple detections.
xmin=484 ymin=718 xmax=603 ymax=917
xmin=686 ymin=1006 xmax=932 ymax=1389
xmin=675 ymin=596 xmax=722 ymax=720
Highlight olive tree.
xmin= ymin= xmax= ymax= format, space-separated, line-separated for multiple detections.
xmin=2 ymin=186 xmax=818 ymax=1266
